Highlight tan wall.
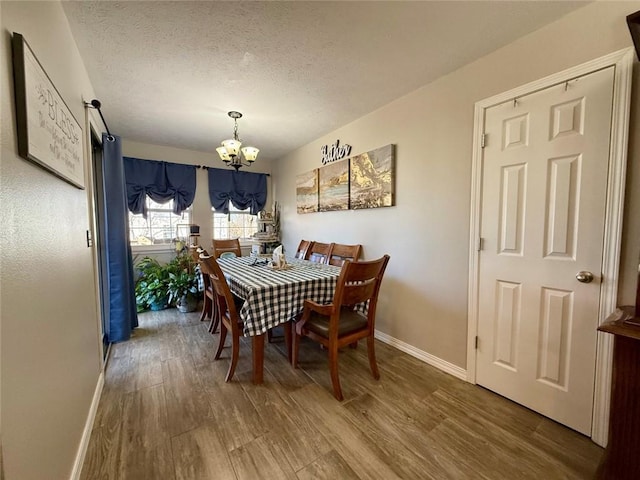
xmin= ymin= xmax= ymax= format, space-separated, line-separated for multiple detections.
xmin=274 ymin=1 xmax=640 ymax=368
xmin=1 ymin=2 xmax=638 ymax=478
xmin=122 ymin=139 xmax=274 ymax=255
xmin=0 ymin=2 xmax=102 ymax=479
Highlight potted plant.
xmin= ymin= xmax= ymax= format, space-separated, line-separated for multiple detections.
xmin=134 ymin=256 xmax=170 ymax=312
xmin=167 ymin=269 xmax=199 ymax=312
xmin=169 ymin=251 xmax=196 ymax=274
xmin=166 ymin=251 xmax=200 ymax=313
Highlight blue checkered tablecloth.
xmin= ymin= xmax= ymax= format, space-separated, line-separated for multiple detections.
xmin=195 ymin=264 xmax=205 ymax=292
xmin=217 ymin=256 xmax=342 ymax=336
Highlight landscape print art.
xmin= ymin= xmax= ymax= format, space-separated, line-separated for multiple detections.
xmin=318 ymin=158 xmax=349 ymax=211
xmin=349 ymin=144 xmax=395 ymax=209
xmin=296 ymin=169 xmax=319 ymax=213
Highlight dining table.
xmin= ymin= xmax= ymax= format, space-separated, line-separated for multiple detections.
xmin=217 ymin=255 xmax=342 ymax=384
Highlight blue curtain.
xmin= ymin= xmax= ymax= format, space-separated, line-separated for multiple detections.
xmin=208 ymin=168 xmax=267 ymax=214
xmin=102 ymin=135 xmax=138 ymax=342
xmin=123 ymin=157 xmax=197 ymax=217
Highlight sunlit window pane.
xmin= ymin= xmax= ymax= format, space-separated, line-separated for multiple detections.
xmin=128 ymin=198 xmax=191 ymax=246
xmin=212 ymin=205 xmax=258 ymax=240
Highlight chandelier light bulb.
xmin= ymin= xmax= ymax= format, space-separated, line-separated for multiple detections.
xmin=221 ymin=138 xmax=242 ymax=156
xmin=242 ymin=146 xmax=259 ymax=162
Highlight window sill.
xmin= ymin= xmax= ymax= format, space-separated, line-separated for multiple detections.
xmin=132 ymin=240 xmax=260 ymax=254
xmin=131 ymin=244 xmax=177 ymax=255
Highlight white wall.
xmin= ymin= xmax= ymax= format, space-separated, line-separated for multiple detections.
xmin=122 ymin=139 xmax=274 ymax=259
xmin=0 ymin=2 xmax=103 ymax=479
xmin=274 ymin=1 xmax=640 ymax=368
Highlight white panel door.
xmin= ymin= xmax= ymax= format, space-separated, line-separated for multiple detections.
xmin=476 ymin=66 xmax=615 ymax=435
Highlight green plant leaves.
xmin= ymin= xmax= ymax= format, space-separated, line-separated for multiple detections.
xmin=134 ymin=253 xmax=199 ymax=311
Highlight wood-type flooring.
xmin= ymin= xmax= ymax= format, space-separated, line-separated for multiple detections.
xmin=80 ymin=309 xmax=603 ymax=479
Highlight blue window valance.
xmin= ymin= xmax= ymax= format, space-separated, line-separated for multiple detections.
xmin=123 ymin=157 xmax=197 ymax=217
xmin=208 ymin=168 xmax=267 ymax=215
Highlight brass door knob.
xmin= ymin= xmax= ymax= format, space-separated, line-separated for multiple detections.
xmin=576 ymin=271 xmax=594 ymax=283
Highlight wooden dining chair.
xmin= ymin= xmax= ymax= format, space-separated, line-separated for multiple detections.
xmin=304 ymin=241 xmax=333 ymax=263
xmin=295 ymin=239 xmax=313 ymax=259
xmin=327 ymin=243 xmax=362 ymax=267
xmin=212 ymin=238 xmax=242 ymax=258
xmin=292 ymin=255 xmax=390 ymax=400
xmin=199 ymin=254 xmax=246 ymax=382
xmin=197 ymin=250 xmax=219 ymax=333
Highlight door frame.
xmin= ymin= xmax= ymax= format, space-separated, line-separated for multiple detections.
xmin=90 ymin=128 xmax=111 ymax=362
xmin=83 ymin=105 xmax=110 ymax=367
xmin=466 ymin=48 xmax=633 ymax=446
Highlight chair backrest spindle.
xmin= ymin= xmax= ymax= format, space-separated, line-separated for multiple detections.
xmin=327 ymin=243 xmax=362 ymax=267
xmin=305 ymin=242 xmax=333 ymax=263
xmin=212 ymin=238 xmax=242 ymax=258
xmin=295 ymin=239 xmax=313 ymax=259
xmin=334 ymin=256 xmax=389 ymax=313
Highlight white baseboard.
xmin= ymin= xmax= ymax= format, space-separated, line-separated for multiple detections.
xmin=70 ymin=371 xmax=104 ymax=480
xmin=375 ymin=330 xmax=467 ymax=381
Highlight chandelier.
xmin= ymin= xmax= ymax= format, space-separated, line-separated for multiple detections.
xmin=216 ymin=111 xmax=259 ymax=171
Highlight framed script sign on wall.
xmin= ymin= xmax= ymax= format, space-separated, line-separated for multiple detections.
xmin=12 ymin=32 xmax=85 ymax=189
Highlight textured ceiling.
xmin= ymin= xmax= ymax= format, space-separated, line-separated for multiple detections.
xmin=62 ymin=1 xmax=588 ymax=162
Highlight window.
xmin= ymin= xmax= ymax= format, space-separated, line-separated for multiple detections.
xmin=129 ymin=198 xmax=191 ymax=246
xmin=212 ymin=205 xmax=257 ymax=239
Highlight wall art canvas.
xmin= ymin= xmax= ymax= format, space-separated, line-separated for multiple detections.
xmin=319 ymin=158 xmax=349 ymax=212
xmin=12 ymin=32 xmax=85 ymax=189
xmin=296 ymin=169 xmax=319 ymax=213
xmin=349 ymin=144 xmax=395 ymax=209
